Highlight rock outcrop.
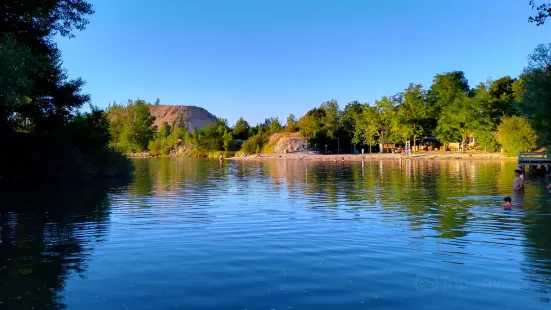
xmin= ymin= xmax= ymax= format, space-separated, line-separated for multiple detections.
xmin=148 ymin=105 xmax=217 ymax=132
xmin=266 ymin=132 xmax=307 ymax=153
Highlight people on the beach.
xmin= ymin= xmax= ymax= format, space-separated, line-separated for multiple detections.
xmin=503 ymin=197 xmax=512 ymax=210
xmin=513 ymin=169 xmax=525 ymax=192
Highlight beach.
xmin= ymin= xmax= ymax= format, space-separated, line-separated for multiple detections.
xmin=227 ymin=152 xmax=515 ymax=161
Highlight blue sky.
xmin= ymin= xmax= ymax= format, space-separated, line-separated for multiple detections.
xmin=56 ymin=0 xmax=550 ymax=125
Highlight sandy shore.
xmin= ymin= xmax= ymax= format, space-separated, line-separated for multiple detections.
xmin=227 ymin=152 xmax=515 ymax=161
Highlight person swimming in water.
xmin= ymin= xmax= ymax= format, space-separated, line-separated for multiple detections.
xmin=503 ymin=197 xmax=512 ymax=210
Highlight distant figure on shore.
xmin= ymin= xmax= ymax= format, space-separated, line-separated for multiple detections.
xmin=503 ymin=197 xmax=512 ymax=210
xmin=514 ymin=169 xmax=525 ymax=192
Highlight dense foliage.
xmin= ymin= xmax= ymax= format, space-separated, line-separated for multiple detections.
xmin=496 ymin=116 xmax=539 ymax=154
xmin=1 ymin=0 xmax=131 ymax=182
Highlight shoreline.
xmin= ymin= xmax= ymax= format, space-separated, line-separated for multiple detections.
xmin=227 ymin=152 xmax=516 ymax=161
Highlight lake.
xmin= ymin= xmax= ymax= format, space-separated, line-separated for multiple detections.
xmin=1 ymin=158 xmax=551 ymax=309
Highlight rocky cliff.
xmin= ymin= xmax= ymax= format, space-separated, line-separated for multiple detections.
xmin=148 ymin=105 xmax=217 ymax=132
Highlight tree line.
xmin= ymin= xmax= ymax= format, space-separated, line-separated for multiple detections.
xmin=2 ymin=1 xmax=551 ymax=183
xmin=107 ymin=42 xmax=551 ymax=157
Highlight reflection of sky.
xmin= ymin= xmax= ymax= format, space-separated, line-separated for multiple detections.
xmin=61 ymin=159 xmax=551 ymax=310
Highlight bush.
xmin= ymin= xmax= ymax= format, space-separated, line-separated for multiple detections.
xmin=496 ymin=116 xmax=539 ymax=154
xmin=241 ymin=133 xmax=269 ymax=154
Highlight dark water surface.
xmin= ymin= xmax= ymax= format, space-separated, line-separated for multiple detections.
xmin=2 ymin=159 xmax=551 ymax=309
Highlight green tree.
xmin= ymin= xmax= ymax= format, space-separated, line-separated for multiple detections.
xmin=353 ymin=105 xmax=379 ymax=153
xmin=158 ymin=121 xmax=171 ymax=139
xmin=341 ymin=101 xmax=363 ymax=138
xmin=233 ymin=117 xmax=250 ymax=140
xmin=0 ymin=0 xmax=132 ymax=181
xmin=374 ymin=96 xmax=396 ymax=152
xmin=393 ymin=84 xmax=428 ymax=149
xmin=429 ymin=71 xmax=471 ymax=149
xmin=108 ymin=99 xmax=156 ymax=152
xmin=298 ymin=110 xmax=324 ymax=152
xmin=241 ymin=133 xmax=269 ymax=154
xmin=267 ymin=117 xmax=283 ymax=134
xmin=496 ymin=116 xmax=539 ymax=154
xmin=521 ymin=43 xmax=551 ymax=147
xmin=320 ymin=99 xmax=340 ymax=139
xmin=223 ymin=130 xmax=233 ymax=151
xmin=285 ymin=114 xmax=298 ymax=132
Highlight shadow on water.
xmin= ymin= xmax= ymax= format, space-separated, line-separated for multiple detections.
xmin=0 ymin=177 xmax=130 ymax=310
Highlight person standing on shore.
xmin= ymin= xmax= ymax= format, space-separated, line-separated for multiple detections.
xmin=514 ymin=169 xmax=525 ymax=192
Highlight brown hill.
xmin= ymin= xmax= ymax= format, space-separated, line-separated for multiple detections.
xmin=148 ymin=105 xmax=217 ymax=131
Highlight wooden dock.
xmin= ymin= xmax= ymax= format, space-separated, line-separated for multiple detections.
xmin=518 ymin=152 xmax=551 ymax=175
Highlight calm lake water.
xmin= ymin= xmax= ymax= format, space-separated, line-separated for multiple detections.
xmin=2 ymin=158 xmax=551 ymax=309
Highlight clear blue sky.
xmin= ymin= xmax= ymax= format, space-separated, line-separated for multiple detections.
xmin=56 ymin=0 xmax=550 ymax=125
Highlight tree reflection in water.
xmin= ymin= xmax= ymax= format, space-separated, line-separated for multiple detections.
xmin=0 ymin=179 xmax=128 ymax=310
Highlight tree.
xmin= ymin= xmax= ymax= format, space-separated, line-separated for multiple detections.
xmin=429 ymin=71 xmax=471 ymax=149
xmin=158 ymin=122 xmax=171 ymax=139
xmin=320 ymin=99 xmax=340 ymax=139
xmin=223 ymin=130 xmax=233 ymax=151
xmin=374 ymin=96 xmax=396 ymax=152
xmin=298 ymin=111 xmax=324 ymax=152
xmin=521 ymin=43 xmax=551 ymax=147
xmin=1 ymin=0 xmax=95 ymax=136
xmin=394 ymin=84 xmax=428 ymax=149
xmin=341 ymin=101 xmax=363 ymax=137
xmin=233 ymin=117 xmax=250 ymax=140
xmin=285 ymin=114 xmax=298 ymax=132
xmin=107 ymin=99 xmax=156 ymax=152
xmin=496 ymin=116 xmax=539 ymax=154
xmin=0 ymin=1 xmax=132 ymax=181
xmin=267 ymin=117 xmax=283 ymax=134
xmin=154 ymin=98 xmax=161 ymax=106
xmin=353 ymin=105 xmax=379 ymax=153
xmin=529 ymin=1 xmax=551 ymax=25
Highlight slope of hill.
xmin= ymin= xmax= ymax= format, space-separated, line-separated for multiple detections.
xmin=148 ymin=105 xmax=217 ymax=131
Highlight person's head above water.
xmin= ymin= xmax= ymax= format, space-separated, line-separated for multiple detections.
xmin=503 ymin=196 xmax=512 ymax=209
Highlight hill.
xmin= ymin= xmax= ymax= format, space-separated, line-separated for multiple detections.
xmin=148 ymin=105 xmax=217 ymax=131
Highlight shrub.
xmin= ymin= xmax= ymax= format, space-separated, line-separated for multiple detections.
xmin=496 ymin=116 xmax=539 ymax=154
xmin=241 ymin=133 xmax=269 ymax=154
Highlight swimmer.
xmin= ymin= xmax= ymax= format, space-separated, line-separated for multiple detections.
xmin=503 ymin=197 xmax=512 ymax=210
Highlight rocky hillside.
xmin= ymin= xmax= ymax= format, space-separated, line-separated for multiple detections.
xmin=148 ymin=105 xmax=217 ymax=131
xmin=266 ymin=132 xmax=307 ymax=153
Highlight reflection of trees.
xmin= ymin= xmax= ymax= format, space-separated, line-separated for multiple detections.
xmin=258 ymin=159 xmax=525 ymax=240
xmin=0 ymin=179 xmax=128 ymax=310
